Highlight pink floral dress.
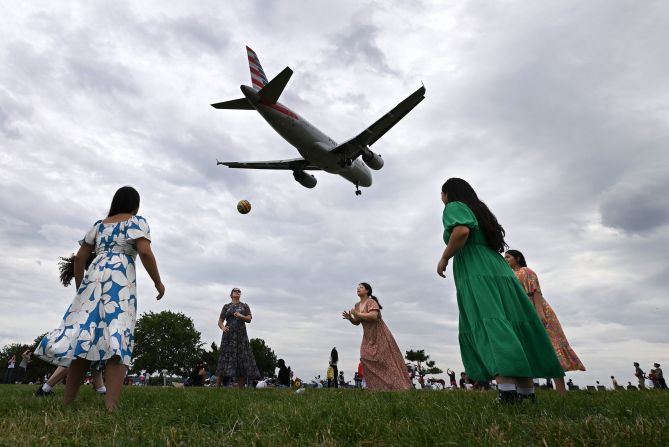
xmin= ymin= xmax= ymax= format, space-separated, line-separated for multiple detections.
xmin=514 ymin=267 xmax=586 ymax=372
xmin=356 ymin=299 xmax=411 ymax=390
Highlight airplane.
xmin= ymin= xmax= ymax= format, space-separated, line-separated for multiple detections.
xmin=213 ymin=46 xmax=426 ymax=196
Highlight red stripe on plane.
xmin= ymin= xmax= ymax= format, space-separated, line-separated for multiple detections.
xmin=260 ymin=100 xmax=298 ymax=120
xmin=252 ymin=79 xmax=265 ymax=88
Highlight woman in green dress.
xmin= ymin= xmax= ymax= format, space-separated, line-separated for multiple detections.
xmin=436 ymin=178 xmax=564 ymax=403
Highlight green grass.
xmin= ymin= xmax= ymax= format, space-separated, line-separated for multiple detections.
xmin=1 ymin=385 xmax=668 ymax=446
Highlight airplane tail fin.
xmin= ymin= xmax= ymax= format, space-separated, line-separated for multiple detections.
xmin=247 ymin=46 xmax=269 ymax=90
xmin=258 ymin=67 xmax=293 ymax=104
xmin=211 ymin=97 xmax=254 ymax=110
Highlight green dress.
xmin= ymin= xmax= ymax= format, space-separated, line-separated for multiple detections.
xmin=443 ymin=201 xmax=564 ymax=381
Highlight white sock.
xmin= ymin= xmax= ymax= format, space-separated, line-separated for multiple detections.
xmin=498 ymin=383 xmax=516 ymax=392
xmin=517 ymin=387 xmax=535 ymax=395
xmin=96 ymin=386 xmax=107 ymax=394
xmin=42 ymin=383 xmax=53 ymax=392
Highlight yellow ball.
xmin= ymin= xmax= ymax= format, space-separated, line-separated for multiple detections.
xmin=237 ymin=200 xmax=251 ymax=214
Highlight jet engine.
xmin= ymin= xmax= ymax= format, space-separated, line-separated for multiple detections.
xmin=293 ymin=170 xmax=317 ymax=188
xmin=362 ymin=149 xmax=384 ymax=170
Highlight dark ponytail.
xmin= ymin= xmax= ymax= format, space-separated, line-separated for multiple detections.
xmin=58 ymin=253 xmax=96 ymax=287
xmin=360 ymin=282 xmax=383 ymax=309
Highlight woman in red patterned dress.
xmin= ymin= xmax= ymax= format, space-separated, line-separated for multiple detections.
xmin=505 ymin=250 xmax=586 ymax=393
xmin=342 ymin=283 xmax=411 ymax=390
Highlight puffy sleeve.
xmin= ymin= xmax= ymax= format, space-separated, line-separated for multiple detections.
xmin=220 ymin=304 xmax=230 ymax=320
xmin=515 ymin=267 xmax=541 ymax=295
xmin=127 ymin=216 xmax=151 ymax=242
xmin=243 ymin=303 xmax=252 ymax=323
xmin=79 ymin=220 xmax=102 ymax=246
xmin=442 ymin=202 xmax=478 ymax=243
xmin=366 ymin=299 xmax=380 ymax=314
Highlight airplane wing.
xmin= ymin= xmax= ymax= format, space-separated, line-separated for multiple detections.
xmin=216 ymin=157 xmax=321 ymax=170
xmin=331 ymin=85 xmax=426 ymax=160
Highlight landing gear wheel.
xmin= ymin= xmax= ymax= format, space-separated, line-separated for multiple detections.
xmin=355 ymin=183 xmax=362 ymax=196
xmin=345 ymin=158 xmax=353 ymax=167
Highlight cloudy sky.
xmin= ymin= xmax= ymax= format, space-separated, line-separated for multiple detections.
xmin=1 ymin=1 xmax=667 ymax=387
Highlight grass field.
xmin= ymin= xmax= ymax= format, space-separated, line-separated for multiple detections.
xmin=1 ymin=385 xmax=668 ymax=446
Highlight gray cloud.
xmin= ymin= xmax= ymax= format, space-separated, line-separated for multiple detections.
xmin=599 ymin=171 xmax=669 ymax=234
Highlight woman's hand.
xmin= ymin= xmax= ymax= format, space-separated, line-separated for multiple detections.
xmin=155 ymin=282 xmax=165 ymax=300
xmin=233 ymin=312 xmax=243 ymax=319
xmin=342 ymin=311 xmax=352 ymax=321
xmin=223 ymin=325 xmax=230 ymax=333
xmin=437 ymin=257 xmax=449 ymax=278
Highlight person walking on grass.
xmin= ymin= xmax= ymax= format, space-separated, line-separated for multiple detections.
xmin=4 ymin=355 xmax=16 ymax=384
xmin=634 ymin=362 xmax=646 ymax=389
xmin=215 ymin=288 xmax=260 ymax=388
xmin=446 ymin=368 xmax=457 ymax=389
xmin=653 ymin=363 xmax=667 ymax=389
xmin=330 ymin=347 xmax=339 ymax=388
xmin=35 ymin=186 xmax=165 ymax=411
xmin=343 ymin=283 xmax=411 ymax=391
xmin=326 ymin=363 xmax=335 ymax=388
xmin=436 ymin=178 xmax=564 ymax=404
xmin=504 ymin=249 xmax=586 ymax=394
xmin=14 ymin=350 xmax=32 ymax=384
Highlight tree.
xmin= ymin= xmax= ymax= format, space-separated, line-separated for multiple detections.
xmin=0 ymin=334 xmax=52 ymax=384
xmin=405 ymin=349 xmax=442 ymax=378
xmin=250 ymin=338 xmax=277 ymax=378
xmin=133 ymin=311 xmax=203 ymax=375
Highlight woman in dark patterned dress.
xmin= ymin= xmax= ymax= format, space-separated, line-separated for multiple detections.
xmin=215 ymin=288 xmax=260 ymax=388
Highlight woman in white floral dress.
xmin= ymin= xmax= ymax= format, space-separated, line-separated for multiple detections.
xmin=35 ymin=186 xmax=165 ymax=411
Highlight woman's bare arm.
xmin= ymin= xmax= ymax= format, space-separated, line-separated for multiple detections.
xmin=531 ymin=290 xmax=547 ymax=321
xmin=342 ymin=311 xmax=360 ymax=325
xmin=136 ymin=238 xmax=165 ymax=300
xmin=437 ymin=226 xmax=470 ymax=277
xmin=353 ymin=310 xmax=379 ymax=321
xmin=74 ymin=243 xmax=94 ymax=289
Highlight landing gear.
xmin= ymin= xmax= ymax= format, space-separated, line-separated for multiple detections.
xmin=355 ymin=182 xmax=362 ymax=196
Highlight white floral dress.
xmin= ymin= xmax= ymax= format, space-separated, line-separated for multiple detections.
xmin=35 ymin=216 xmax=151 ymax=368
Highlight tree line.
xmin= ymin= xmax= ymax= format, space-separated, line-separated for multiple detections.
xmin=1 ymin=311 xmax=278 ymax=382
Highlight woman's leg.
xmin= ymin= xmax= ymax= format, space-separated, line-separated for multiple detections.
xmin=91 ymin=369 xmax=105 ymax=390
xmin=216 ymin=374 xmax=223 ymax=387
xmin=554 ymin=377 xmax=567 ymax=393
xmin=48 ymin=366 xmax=69 ymax=387
xmin=64 ymin=358 xmax=89 ymax=405
xmin=237 ymin=376 xmax=245 ymax=389
xmin=495 ymin=375 xmax=518 ymax=403
xmin=104 ymin=356 xmax=127 ymax=411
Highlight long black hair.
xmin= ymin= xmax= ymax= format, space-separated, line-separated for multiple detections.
xmin=330 ymin=347 xmax=338 ymax=364
xmin=108 ymin=186 xmax=140 ymax=217
xmin=359 ymin=282 xmax=382 ymax=309
xmin=442 ymin=178 xmax=507 ymax=253
xmin=505 ymin=249 xmax=527 ymax=267
xmin=58 ymin=253 xmax=96 ymax=287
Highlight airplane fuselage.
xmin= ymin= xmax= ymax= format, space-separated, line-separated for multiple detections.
xmin=240 ymin=85 xmax=372 ymax=187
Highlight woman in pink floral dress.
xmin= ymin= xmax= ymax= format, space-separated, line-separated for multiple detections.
xmin=342 ymin=283 xmax=411 ymax=390
xmin=505 ymin=250 xmax=585 ymax=393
